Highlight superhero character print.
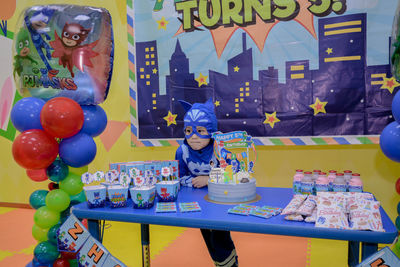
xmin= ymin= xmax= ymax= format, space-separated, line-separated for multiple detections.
xmin=50 ymin=23 xmax=99 ymax=77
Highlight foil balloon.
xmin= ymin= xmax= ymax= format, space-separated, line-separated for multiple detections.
xmin=13 ymin=5 xmax=114 ymax=105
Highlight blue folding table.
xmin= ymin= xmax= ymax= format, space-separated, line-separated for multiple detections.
xmin=71 ymin=187 xmax=397 ymax=267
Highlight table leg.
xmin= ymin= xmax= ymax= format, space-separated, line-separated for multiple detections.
xmin=141 ymin=224 xmax=150 ymax=267
xmin=88 ymin=219 xmax=100 ymax=241
xmin=348 ymin=241 xmax=359 ymax=267
xmin=361 ymin=242 xmax=378 ymax=261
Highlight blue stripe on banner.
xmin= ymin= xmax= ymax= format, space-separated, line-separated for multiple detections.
xmin=130 ymin=124 xmax=137 ymax=136
xmin=128 ymin=51 xmax=135 ymax=63
xmin=129 ymin=87 xmax=136 ymax=100
xmin=333 ymin=137 xmax=350 ymax=145
xmin=127 ymin=15 xmax=133 ymax=27
xmin=252 ymin=138 xmax=263 ymax=146
xmin=141 ymin=140 xmax=154 ymax=147
xmin=177 ymin=140 xmax=184 ymax=145
xmin=290 ymin=138 xmax=305 ymax=145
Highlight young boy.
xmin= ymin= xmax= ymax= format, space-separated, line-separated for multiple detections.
xmin=175 ymin=99 xmax=238 ymax=267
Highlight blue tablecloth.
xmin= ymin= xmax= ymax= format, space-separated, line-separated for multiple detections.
xmin=71 ymin=187 xmax=397 ymax=244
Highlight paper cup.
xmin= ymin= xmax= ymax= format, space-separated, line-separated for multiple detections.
xmin=156 ymin=181 xmax=179 ymax=202
xmin=107 ymin=185 xmax=129 ymax=208
xmin=130 ymin=186 xmax=156 ymax=209
xmin=83 ymin=185 xmax=106 ymax=208
xmin=101 ymin=182 xmax=120 ymax=201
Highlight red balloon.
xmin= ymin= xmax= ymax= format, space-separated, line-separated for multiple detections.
xmin=48 ymin=182 xmax=59 ymax=191
xmin=53 ymin=258 xmax=70 ymax=267
xmin=81 ymin=219 xmax=88 ymax=229
xmin=40 ymin=97 xmax=84 ymax=138
xmin=12 ymin=130 xmax=59 ymax=169
xmin=60 ymin=251 xmax=77 ymax=260
xmin=26 ymin=169 xmax=48 ymax=182
xmin=396 ymin=178 xmax=400 ymax=195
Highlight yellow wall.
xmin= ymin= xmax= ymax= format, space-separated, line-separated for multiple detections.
xmin=1 ymin=1 xmax=399 ymax=225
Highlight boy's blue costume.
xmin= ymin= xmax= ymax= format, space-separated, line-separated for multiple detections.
xmin=175 ymin=99 xmax=238 ymax=267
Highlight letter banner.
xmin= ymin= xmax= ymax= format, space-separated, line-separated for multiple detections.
xmin=356 ymin=247 xmax=400 ymax=267
xmin=77 ymin=236 xmax=109 ymax=267
xmin=129 ymin=0 xmax=399 ymax=146
xmin=57 ymin=214 xmax=90 ymax=253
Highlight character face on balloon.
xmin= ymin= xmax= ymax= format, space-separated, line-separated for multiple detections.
xmin=61 ymin=23 xmax=90 ymax=47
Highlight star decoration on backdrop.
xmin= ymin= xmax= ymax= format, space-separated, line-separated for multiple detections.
xmin=234 ymin=66 xmax=240 ymax=72
xmin=263 ymin=112 xmax=280 ymax=128
xmin=174 ymin=0 xmax=316 ymax=58
xmin=163 ymin=111 xmax=177 ymax=126
xmin=309 ymin=97 xmax=328 ymax=115
xmin=215 ymin=100 xmax=220 ymax=107
xmin=157 ymin=16 xmax=169 ymax=30
xmin=326 ymin=48 xmax=333 ymax=55
xmin=195 ymin=73 xmax=208 ymax=87
xmin=152 ymin=68 xmax=158 ymax=74
xmin=380 ymin=76 xmax=400 ymax=94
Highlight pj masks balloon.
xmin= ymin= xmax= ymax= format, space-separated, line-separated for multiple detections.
xmin=13 ymin=5 xmax=114 ymax=105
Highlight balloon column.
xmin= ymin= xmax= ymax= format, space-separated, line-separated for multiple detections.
xmin=11 ymin=5 xmax=113 ymax=266
xmin=381 ymin=3 xmax=400 ymax=257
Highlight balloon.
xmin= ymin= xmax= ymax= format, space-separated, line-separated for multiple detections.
xmin=379 ymin=122 xmax=400 ymax=162
xmin=47 ymin=159 xmax=69 ymax=182
xmin=29 ymin=190 xmax=49 ymax=209
xmin=26 ymin=169 xmax=48 ymax=182
xmin=60 ymin=251 xmax=77 ymax=260
xmin=12 ymin=129 xmax=59 ymax=169
xmin=398 ymin=201 xmax=400 ymax=216
xmin=34 ymin=241 xmax=59 ymax=264
xmin=34 ymin=206 xmax=60 ymax=229
xmin=53 ymin=258 xmax=70 ymax=267
xmin=396 ymin=178 xmax=400 ymax=195
xmin=80 ymin=105 xmax=108 ymax=137
xmin=13 ymin=5 xmax=113 ymax=105
xmin=45 ymin=189 xmax=70 ymax=212
xmin=59 ymin=133 xmax=97 ymax=168
xmin=70 ymin=190 xmax=86 ymax=205
xmin=59 ymin=173 xmax=84 ymax=195
xmin=40 ymin=97 xmax=84 ymax=138
xmin=10 ymin=97 xmax=45 ymax=132
xmin=68 ymin=259 xmax=79 ymax=267
xmin=69 ymin=166 xmax=88 ymax=176
xmin=396 ymin=216 xmax=400 ymax=231
xmin=393 ymin=92 xmax=400 ymax=123
xmin=47 ymin=223 xmax=61 ymax=245
xmin=48 ymin=182 xmax=59 ymax=191
xmin=32 ymin=224 xmax=49 ymax=242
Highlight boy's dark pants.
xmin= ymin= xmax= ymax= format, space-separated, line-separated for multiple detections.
xmin=200 ymin=229 xmax=238 ymax=267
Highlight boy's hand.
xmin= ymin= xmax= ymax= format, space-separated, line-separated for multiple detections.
xmin=192 ymin=176 xmax=209 ymax=188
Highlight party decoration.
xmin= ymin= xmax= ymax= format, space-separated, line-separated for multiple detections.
xmin=379 ymin=122 xmax=400 ymax=162
xmin=60 ymin=172 xmax=84 ymax=196
xmin=12 ymin=129 xmax=58 ymax=169
xmin=81 ymin=172 xmax=93 ymax=184
xmin=45 ymin=189 xmax=70 ymax=212
xmin=396 ymin=178 xmax=400 ymax=195
xmin=77 ymin=236 xmax=109 ymax=266
xmin=57 ymin=214 xmax=90 ymax=253
xmin=34 ymin=241 xmax=60 ymax=265
xmin=10 ymin=97 xmax=45 ymax=132
xmin=32 ymin=224 xmax=49 ymax=242
xmin=69 ymin=166 xmax=89 ymax=175
xmin=357 ymin=247 xmax=400 ymax=266
xmin=93 ymin=171 xmax=104 ymax=181
xmin=48 ymin=182 xmax=59 ymax=191
xmin=26 ymin=169 xmax=48 ymax=182
xmin=34 ymin=206 xmax=60 ymax=229
xmin=29 ymin=190 xmax=48 ymax=209
xmin=392 ymin=92 xmax=400 ymax=123
xmin=70 ymin=190 xmax=86 ymax=205
xmin=80 ymin=105 xmax=108 ymax=137
xmin=13 ymin=5 xmax=114 ymax=105
xmin=47 ymin=223 xmax=61 ymax=245
xmin=396 ymin=216 xmax=400 ymax=231
xmin=59 ymin=133 xmax=97 ymax=167
xmin=40 ymin=97 xmax=84 ymax=138
xmin=46 ymin=159 xmax=69 ymax=182
xmin=53 ymin=258 xmax=70 ymax=267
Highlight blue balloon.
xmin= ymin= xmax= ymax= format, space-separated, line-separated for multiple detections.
xmin=46 ymin=159 xmax=69 ymax=182
xmin=380 ymin=121 xmax=400 ymax=162
xmin=29 ymin=190 xmax=49 ymax=209
xmin=59 ymin=133 xmax=97 ymax=168
xmin=80 ymin=105 xmax=108 ymax=137
xmin=392 ymin=91 xmax=400 ymax=123
xmin=10 ymin=97 xmax=45 ymax=132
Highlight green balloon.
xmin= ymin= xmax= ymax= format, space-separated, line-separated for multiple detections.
xmin=32 ymin=224 xmax=49 ymax=242
xmin=34 ymin=241 xmax=59 ymax=264
xmin=392 ymin=244 xmax=400 ymax=258
xmin=34 ymin=206 xmax=60 ymax=229
xmin=69 ymin=166 xmax=88 ymax=175
xmin=60 ymin=173 xmax=84 ymax=195
xmin=70 ymin=190 xmax=87 ymax=205
xmin=69 ymin=259 xmax=79 ymax=267
xmin=45 ymin=189 xmax=70 ymax=212
xmin=47 ymin=223 xmax=61 ymax=245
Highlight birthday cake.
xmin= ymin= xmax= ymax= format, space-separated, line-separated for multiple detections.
xmin=207 ymin=131 xmax=257 ymax=203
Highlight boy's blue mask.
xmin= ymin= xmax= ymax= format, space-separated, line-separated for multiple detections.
xmin=179 ymin=98 xmax=217 ymax=139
